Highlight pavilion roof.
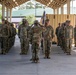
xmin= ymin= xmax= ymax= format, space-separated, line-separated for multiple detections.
xmin=0 ymin=0 xmax=69 ymax=9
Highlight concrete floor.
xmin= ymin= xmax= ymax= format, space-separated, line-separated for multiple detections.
xmin=0 ymin=36 xmax=76 ymax=75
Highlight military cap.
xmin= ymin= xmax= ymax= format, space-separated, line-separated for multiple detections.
xmin=22 ymin=19 xmax=27 ymax=22
xmin=34 ymin=20 xmax=39 ymax=24
xmin=66 ymin=20 xmax=71 ymax=23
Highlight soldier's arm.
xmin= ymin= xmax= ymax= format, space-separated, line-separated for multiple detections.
xmin=52 ymin=27 xmax=54 ymax=39
xmin=14 ymin=28 xmax=16 ymax=36
xmin=55 ymin=28 xmax=58 ymax=36
xmin=72 ymin=27 xmax=74 ymax=39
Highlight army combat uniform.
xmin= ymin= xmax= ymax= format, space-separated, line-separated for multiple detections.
xmin=1 ymin=23 xmax=10 ymax=54
xmin=74 ymin=26 xmax=76 ymax=47
xmin=55 ymin=25 xmax=61 ymax=46
xmin=43 ymin=25 xmax=54 ymax=59
xmin=65 ymin=25 xmax=74 ymax=55
xmin=30 ymin=20 xmax=45 ymax=63
xmin=59 ymin=23 xmax=66 ymax=52
xmin=18 ymin=19 xmax=29 ymax=55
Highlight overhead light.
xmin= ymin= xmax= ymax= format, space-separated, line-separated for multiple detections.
xmin=13 ymin=0 xmax=16 ymax=2
xmin=15 ymin=2 xmax=17 ymax=4
xmin=15 ymin=2 xmax=18 ymax=5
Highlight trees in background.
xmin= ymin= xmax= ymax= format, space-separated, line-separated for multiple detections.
xmin=25 ymin=15 xmax=36 ymax=25
xmin=17 ymin=1 xmax=45 ymax=10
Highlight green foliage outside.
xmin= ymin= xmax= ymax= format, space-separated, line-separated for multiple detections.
xmin=19 ymin=15 xmax=36 ymax=26
xmin=25 ymin=15 xmax=36 ymax=25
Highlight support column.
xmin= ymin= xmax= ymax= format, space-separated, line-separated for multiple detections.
xmin=6 ymin=7 xmax=9 ymax=21
xmin=2 ymin=2 xmax=5 ymax=19
xmin=67 ymin=0 xmax=70 ymax=14
xmin=61 ymin=6 xmax=63 ymax=14
xmin=55 ymin=9 xmax=57 ymax=14
xmin=53 ymin=9 xmax=55 ymax=14
xmin=10 ymin=9 xmax=12 ymax=22
xmin=8 ymin=9 xmax=10 ymax=22
xmin=57 ymin=8 xmax=59 ymax=14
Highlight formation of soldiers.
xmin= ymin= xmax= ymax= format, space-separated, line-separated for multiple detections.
xmin=56 ymin=20 xmax=74 ymax=55
xmin=18 ymin=19 xmax=54 ymax=63
xmin=0 ymin=18 xmax=76 ymax=63
xmin=0 ymin=19 xmax=16 ymax=55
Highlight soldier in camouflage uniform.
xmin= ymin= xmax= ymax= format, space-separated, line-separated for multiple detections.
xmin=65 ymin=20 xmax=74 ymax=55
xmin=59 ymin=22 xmax=66 ymax=53
xmin=74 ymin=25 xmax=76 ymax=47
xmin=30 ymin=20 xmax=45 ymax=63
xmin=10 ymin=23 xmax=16 ymax=46
xmin=18 ymin=19 xmax=29 ymax=55
xmin=0 ymin=20 xmax=10 ymax=55
xmin=55 ymin=23 xmax=61 ymax=46
xmin=43 ymin=19 xmax=54 ymax=59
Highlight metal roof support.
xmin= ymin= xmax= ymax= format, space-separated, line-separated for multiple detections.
xmin=61 ymin=5 xmax=63 ymax=14
xmin=6 ymin=7 xmax=9 ymax=21
xmin=9 ymin=9 xmax=12 ymax=22
xmin=2 ymin=2 xmax=5 ymax=19
xmin=67 ymin=0 xmax=70 ymax=14
xmin=57 ymin=8 xmax=59 ymax=14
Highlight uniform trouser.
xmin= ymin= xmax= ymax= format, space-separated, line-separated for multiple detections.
xmin=44 ymin=39 xmax=52 ymax=57
xmin=32 ymin=42 xmax=39 ymax=61
xmin=20 ymin=38 xmax=29 ymax=54
xmin=61 ymin=37 xmax=66 ymax=51
xmin=57 ymin=37 xmax=61 ymax=46
xmin=65 ymin=39 xmax=72 ymax=53
xmin=1 ymin=37 xmax=8 ymax=53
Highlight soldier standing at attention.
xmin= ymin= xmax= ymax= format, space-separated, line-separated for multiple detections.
xmin=59 ymin=23 xmax=66 ymax=53
xmin=74 ymin=25 xmax=76 ymax=47
xmin=55 ymin=23 xmax=61 ymax=46
xmin=65 ymin=20 xmax=74 ymax=55
xmin=18 ymin=19 xmax=29 ymax=55
xmin=30 ymin=20 xmax=45 ymax=63
xmin=43 ymin=19 xmax=54 ymax=59
xmin=1 ymin=20 xmax=10 ymax=55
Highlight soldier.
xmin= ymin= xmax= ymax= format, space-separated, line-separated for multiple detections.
xmin=18 ymin=19 xmax=29 ymax=55
xmin=10 ymin=23 xmax=16 ymax=46
xmin=59 ymin=22 xmax=66 ymax=52
xmin=65 ymin=20 xmax=74 ymax=55
xmin=0 ymin=20 xmax=10 ymax=54
xmin=55 ymin=23 xmax=61 ymax=46
xmin=0 ymin=19 xmax=5 ymax=53
xmin=74 ymin=25 xmax=76 ymax=47
xmin=30 ymin=20 xmax=45 ymax=63
xmin=43 ymin=19 xmax=54 ymax=59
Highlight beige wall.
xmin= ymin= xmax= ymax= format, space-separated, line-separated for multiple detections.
xmin=46 ymin=14 xmax=76 ymax=42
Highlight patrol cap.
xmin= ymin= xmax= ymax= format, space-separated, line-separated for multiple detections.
xmin=66 ymin=20 xmax=71 ymax=23
xmin=22 ymin=19 xmax=27 ymax=22
xmin=34 ymin=20 xmax=39 ymax=24
xmin=45 ymin=19 xmax=49 ymax=22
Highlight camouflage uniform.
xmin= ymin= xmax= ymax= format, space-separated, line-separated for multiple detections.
xmin=65 ymin=21 xmax=74 ymax=55
xmin=18 ymin=19 xmax=29 ymax=55
xmin=10 ymin=23 xmax=16 ymax=46
xmin=30 ymin=20 xmax=45 ymax=63
xmin=43 ymin=25 xmax=54 ymax=59
xmin=55 ymin=24 xmax=61 ymax=46
xmin=1 ymin=22 xmax=10 ymax=54
xmin=74 ymin=26 xmax=76 ymax=47
xmin=0 ymin=24 xmax=2 ymax=48
xmin=59 ymin=23 xmax=66 ymax=52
